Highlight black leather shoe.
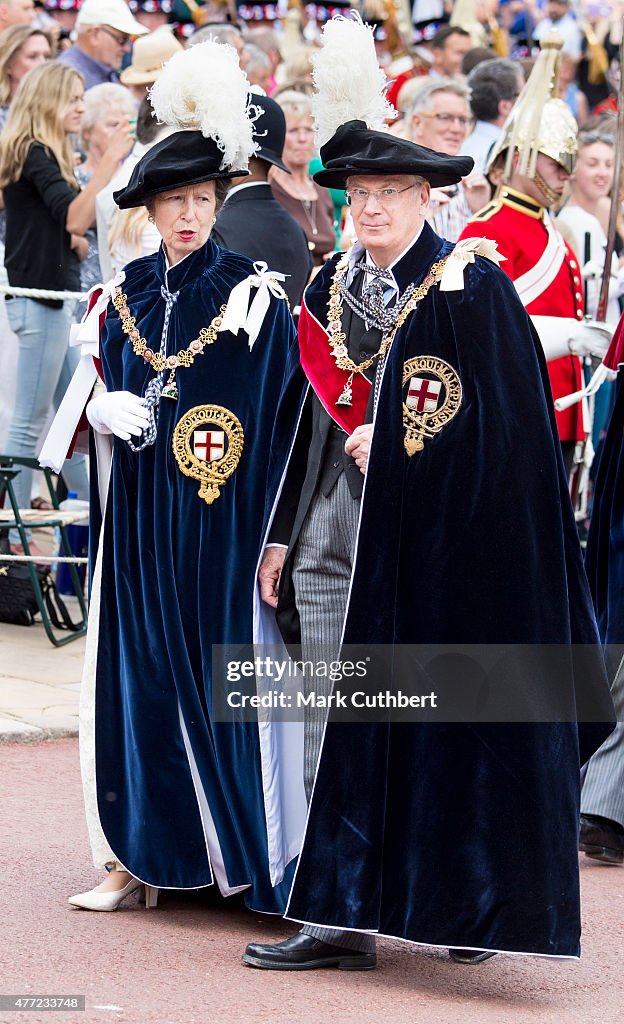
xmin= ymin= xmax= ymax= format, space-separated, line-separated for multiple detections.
xmin=449 ymin=948 xmax=497 ymax=964
xmin=579 ymin=814 xmax=624 ymax=865
xmin=242 ymin=932 xmax=377 ymax=971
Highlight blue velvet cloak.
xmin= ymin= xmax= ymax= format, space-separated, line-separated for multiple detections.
xmin=267 ymin=223 xmax=615 ymax=954
xmin=93 ymin=238 xmax=296 ymax=911
xmin=585 ymin=373 xmax=624 ymax=658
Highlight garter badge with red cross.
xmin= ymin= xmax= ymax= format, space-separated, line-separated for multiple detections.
xmin=402 ymin=357 xmax=462 ymax=456
xmin=172 ymin=405 xmax=244 ymax=505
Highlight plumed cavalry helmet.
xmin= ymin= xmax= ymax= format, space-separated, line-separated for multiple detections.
xmin=486 ymin=32 xmax=578 ymax=187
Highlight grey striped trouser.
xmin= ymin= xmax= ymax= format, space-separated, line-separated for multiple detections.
xmin=581 ymin=655 xmax=624 ymax=827
xmin=292 ymin=473 xmax=375 ymax=953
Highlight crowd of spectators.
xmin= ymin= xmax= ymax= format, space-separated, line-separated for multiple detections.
xmin=0 ymin=0 xmax=623 ymax=513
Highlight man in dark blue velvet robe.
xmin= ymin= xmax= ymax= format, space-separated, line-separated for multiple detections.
xmin=242 ymin=120 xmax=615 ymax=970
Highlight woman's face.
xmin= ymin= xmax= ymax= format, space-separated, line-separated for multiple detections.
xmin=151 ymin=181 xmax=217 ymax=267
xmin=62 ymin=77 xmax=85 ymax=135
xmin=8 ymin=33 xmax=51 ymax=91
xmin=282 ymin=111 xmax=315 ymax=171
xmin=83 ymin=108 xmax=135 ymax=161
xmin=572 ymin=142 xmax=615 ymax=203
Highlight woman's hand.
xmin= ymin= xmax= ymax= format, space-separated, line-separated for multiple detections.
xmin=86 ymin=390 xmax=150 ymax=440
xmin=71 ymin=234 xmax=89 ymax=261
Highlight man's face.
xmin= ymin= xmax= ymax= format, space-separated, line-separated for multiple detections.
xmin=433 ymin=34 xmax=471 ymax=77
xmin=511 ymin=152 xmax=570 ymax=206
xmin=1 ymin=0 xmax=35 ymax=27
xmin=411 ymin=90 xmax=472 ymax=156
xmin=91 ymin=24 xmax=132 ymax=71
xmin=347 ymin=174 xmax=431 ymax=267
xmin=547 ymin=0 xmax=569 ymax=21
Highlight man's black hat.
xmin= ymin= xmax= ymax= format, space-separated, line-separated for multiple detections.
xmin=114 ymin=130 xmax=248 ymax=209
xmin=250 ymin=93 xmax=290 ymax=174
xmin=313 ymin=120 xmax=474 ymax=189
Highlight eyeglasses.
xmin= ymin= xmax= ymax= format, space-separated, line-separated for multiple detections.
xmin=417 ymin=112 xmax=473 ymax=128
xmin=345 ymin=183 xmax=419 ymax=207
xmin=99 ymin=26 xmax=131 ymax=47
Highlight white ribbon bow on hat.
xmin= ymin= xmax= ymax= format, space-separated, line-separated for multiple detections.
xmin=219 ymin=261 xmax=288 ymax=350
xmin=439 ymin=237 xmax=506 ymax=292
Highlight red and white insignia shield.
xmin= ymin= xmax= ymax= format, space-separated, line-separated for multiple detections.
xmin=193 ymin=429 xmax=225 ymax=463
xmin=407 ymin=376 xmax=442 ymax=413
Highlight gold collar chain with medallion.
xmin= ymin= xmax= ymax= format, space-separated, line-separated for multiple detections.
xmin=326 ymin=251 xmax=450 ymax=406
xmin=113 ymin=286 xmax=227 ymax=399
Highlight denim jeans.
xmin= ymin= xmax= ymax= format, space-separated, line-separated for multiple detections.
xmin=4 ymin=297 xmax=89 ymax=542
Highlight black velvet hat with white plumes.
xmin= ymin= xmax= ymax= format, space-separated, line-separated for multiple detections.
xmin=314 ymin=120 xmax=474 ymax=190
xmin=114 ymin=131 xmax=247 ymax=209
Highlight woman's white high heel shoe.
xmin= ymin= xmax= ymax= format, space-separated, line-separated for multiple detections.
xmin=144 ymin=885 xmax=159 ymax=909
xmin=68 ymin=876 xmax=141 ymax=911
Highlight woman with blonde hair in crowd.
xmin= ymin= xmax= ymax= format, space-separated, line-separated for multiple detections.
xmin=0 ymin=23 xmax=52 ymax=130
xmin=558 ymin=125 xmax=623 ymax=448
xmin=0 ymin=61 xmax=132 ymax=555
xmin=271 ymin=89 xmax=335 ymax=268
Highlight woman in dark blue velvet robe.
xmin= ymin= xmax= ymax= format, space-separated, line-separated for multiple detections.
xmin=68 ymin=129 xmax=297 ymax=914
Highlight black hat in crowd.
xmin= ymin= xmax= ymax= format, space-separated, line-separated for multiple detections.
xmin=250 ymin=93 xmax=290 ymax=174
xmin=114 ymin=130 xmax=248 ymax=209
xmin=313 ymin=120 xmax=474 ymax=190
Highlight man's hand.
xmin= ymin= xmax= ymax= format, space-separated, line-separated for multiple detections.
xmin=258 ymin=547 xmax=286 ymax=608
xmin=345 ymin=424 xmax=373 ymax=474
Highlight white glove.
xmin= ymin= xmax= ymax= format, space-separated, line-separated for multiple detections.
xmin=86 ymin=390 xmax=150 ymax=440
xmin=569 ymin=319 xmax=615 ymax=358
xmin=530 ymin=315 xmax=615 ymax=362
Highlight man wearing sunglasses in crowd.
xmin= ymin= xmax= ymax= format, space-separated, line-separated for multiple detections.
xmin=57 ymin=0 xmax=146 ymax=91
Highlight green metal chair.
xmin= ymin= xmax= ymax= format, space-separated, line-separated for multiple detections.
xmin=0 ymin=455 xmax=88 ymax=646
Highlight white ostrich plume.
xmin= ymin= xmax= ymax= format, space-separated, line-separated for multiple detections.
xmin=149 ymin=40 xmax=257 ymax=170
xmin=312 ymin=13 xmax=393 ymax=149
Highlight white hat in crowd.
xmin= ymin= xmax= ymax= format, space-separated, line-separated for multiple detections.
xmin=77 ymin=0 xmax=149 ymax=37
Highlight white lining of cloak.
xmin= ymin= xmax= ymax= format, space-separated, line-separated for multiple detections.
xmin=254 ymin=297 xmax=390 ymax=887
xmin=81 ymin=429 xmax=248 ymax=895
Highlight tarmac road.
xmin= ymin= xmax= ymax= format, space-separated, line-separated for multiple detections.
xmin=1 ymin=738 xmax=623 ymax=1024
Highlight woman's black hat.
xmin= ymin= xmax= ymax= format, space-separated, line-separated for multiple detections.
xmin=114 ymin=130 xmax=248 ymax=209
xmin=313 ymin=120 xmax=474 ymax=189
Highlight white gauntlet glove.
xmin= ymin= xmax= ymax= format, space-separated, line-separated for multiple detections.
xmin=86 ymin=390 xmax=150 ymax=441
xmin=530 ymin=315 xmax=615 ymax=362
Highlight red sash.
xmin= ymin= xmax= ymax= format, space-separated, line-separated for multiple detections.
xmin=298 ymin=296 xmax=372 ymax=435
xmin=604 ymin=312 xmax=624 ymax=372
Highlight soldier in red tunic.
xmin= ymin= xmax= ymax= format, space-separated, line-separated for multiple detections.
xmin=459 ymin=33 xmax=614 ymax=476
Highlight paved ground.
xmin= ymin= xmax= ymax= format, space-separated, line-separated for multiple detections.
xmin=2 ymin=737 xmax=623 ymax=1024
xmin=0 ymin=621 xmax=83 ymax=740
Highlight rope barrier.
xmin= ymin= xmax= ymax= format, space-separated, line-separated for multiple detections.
xmin=0 ymin=285 xmax=89 ymax=301
xmin=0 ymin=554 xmax=88 ymax=564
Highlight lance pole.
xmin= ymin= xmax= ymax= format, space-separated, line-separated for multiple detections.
xmin=596 ymin=24 xmax=624 ymax=322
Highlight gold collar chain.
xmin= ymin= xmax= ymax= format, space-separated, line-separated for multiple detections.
xmin=326 ymin=252 xmax=449 ymax=406
xmin=113 ymin=286 xmax=227 ymax=400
